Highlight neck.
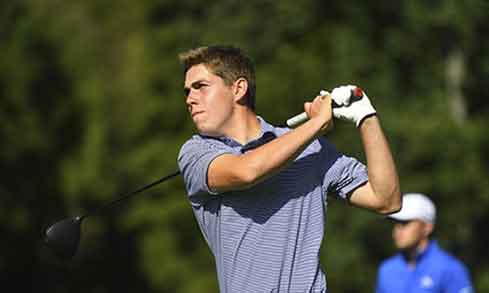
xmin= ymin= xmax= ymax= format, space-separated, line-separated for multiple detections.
xmin=221 ymin=107 xmax=261 ymax=145
xmin=404 ymin=238 xmax=430 ymax=267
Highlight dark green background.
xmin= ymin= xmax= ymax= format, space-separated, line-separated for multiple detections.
xmin=1 ymin=1 xmax=488 ymax=292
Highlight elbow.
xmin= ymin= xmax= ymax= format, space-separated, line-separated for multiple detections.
xmin=376 ymin=190 xmax=402 ymax=215
xmin=228 ymin=154 xmax=283 ymax=190
xmin=232 ymin=166 xmax=261 ymax=190
xmin=380 ymin=199 xmax=401 ymax=215
xmin=210 ymin=167 xmax=258 ymax=193
xmin=239 ymin=169 xmax=258 ymax=186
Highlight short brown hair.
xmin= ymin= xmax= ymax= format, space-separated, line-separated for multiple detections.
xmin=179 ymin=45 xmax=256 ymax=111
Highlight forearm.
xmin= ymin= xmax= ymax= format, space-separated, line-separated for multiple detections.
xmin=209 ymin=116 xmax=328 ymax=192
xmin=240 ymin=117 xmax=326 ymax=185
xmin=359 ymin=116 xmax=401 ymax=211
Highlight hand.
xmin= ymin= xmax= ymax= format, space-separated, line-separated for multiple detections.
xmin=304 ymin=92 xmax=334 ymax=133
xmin=331 ymin=85 xmax=376 ymax=127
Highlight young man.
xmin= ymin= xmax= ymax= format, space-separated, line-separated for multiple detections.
xmin=178 ymin=45 xmax=401 ymax=292
xmin=376 ymin=193 xmax=473 ymax=293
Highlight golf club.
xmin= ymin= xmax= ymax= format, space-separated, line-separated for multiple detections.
xmin=44 ymin=87 xmax=363 ymax=259
xmin=44 ymin=170 xmax=180 ymax=259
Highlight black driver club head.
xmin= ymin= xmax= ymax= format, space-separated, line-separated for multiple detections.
xmin=42 ymin=170 xmax=181 ymax=260
xmin=44 ymin=216 xmax=82 ymax=259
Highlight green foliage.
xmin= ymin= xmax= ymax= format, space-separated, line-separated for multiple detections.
xmin=1 ymin=0 xmax=488 ymax=292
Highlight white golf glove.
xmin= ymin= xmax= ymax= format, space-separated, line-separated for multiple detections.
xmin=327 ymin=85 xmax=376 ymax=127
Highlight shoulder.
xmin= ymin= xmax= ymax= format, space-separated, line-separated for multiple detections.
xmin=432 ymin=245 xmax=470 ymax=273
xmin=179 ymin=134 xmax=230 ymax=157
xmin=179 ymin=135 xmax=203 ymax=153
xmin=376 ymin=254 xmax=404 ymax=291
xmin=180 ymin=134 xmax=218 ymax=149
xmin=429 ymin=244 xmax=473 ymax=290
xmin=377 ymin=254 xmax=406 ymax=280
xmin=377 ymin=254 xmax=411 ymax=282
xmin=379 ymin=254 xmax=404 ymax=272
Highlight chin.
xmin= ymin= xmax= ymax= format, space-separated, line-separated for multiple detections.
xmin=396 ymin=242 xmax=417 ymax=252
xmin=196 ymin=125 xmax=221 ymax=137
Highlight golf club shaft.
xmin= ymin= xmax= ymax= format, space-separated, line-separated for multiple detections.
xmin=80 ymin=170 xmax=181 ymax=220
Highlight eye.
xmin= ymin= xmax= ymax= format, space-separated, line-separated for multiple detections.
xmin=183 ymin=88 xmax=190 ymax=97
xmin=193 ymin=82 xmax=206 ymax=90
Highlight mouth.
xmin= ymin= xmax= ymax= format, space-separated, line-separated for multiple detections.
xmin=192 ymin=111 xmax=204 ymax=118
xmin=192 ymin=111 xmax=204 ymax=120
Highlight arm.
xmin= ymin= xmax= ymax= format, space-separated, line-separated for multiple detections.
xmin=330 ymin=85 xmax=401 ymax=214
xmin=348 ymin=116 xmax=401 ymax=214
xmin=208 ymin=95 xmax=333 ymax=193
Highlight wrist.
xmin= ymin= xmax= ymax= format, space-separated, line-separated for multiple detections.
xmin=357 ymin=113 xmax=378 ymax=128
xmin=309 ymin=115 xmax=332 ymax=133
xmin=355 ymin=104 xmax=377 ymax=127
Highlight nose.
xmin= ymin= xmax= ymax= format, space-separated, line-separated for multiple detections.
xmin=185 ymin=89 xmax=199 ymax=112
xmin=186 ymin=88 xmax=197 ymax=104
xmin=185 ymin=90 xmax=195 ymax=106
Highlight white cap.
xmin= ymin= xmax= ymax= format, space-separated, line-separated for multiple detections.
xmin=388 ymin=193 xmax=436 ymax=224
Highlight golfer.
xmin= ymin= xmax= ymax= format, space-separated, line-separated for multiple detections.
xmin=178 ymin=45 xmax=401 ymax=292
xmin=376 ymin=193 xmax=473 ymax=293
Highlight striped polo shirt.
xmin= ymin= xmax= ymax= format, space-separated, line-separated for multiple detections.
xmin=178 ymin=117 xmax=368 ymax=293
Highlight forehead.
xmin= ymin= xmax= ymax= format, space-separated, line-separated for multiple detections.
xmin=184 ymin=64 xmax=220 ymax=85
xmin=394 ymin=219 xmax=425 ymax=228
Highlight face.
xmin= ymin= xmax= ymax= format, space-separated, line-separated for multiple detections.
xmin=392 ymin=220 xmax=432 ymax=251
xmin=184 ymin=64 xmax=236 ymax=136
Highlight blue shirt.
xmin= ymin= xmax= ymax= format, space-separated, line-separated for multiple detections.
xmin=178 ymin=117 xmax=368 ymax=293
xmin=376 ymin=240 xmax=473 ymax=293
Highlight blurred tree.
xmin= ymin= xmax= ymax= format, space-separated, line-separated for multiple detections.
xmin=1 ymin=0 xmax=488 ymax=292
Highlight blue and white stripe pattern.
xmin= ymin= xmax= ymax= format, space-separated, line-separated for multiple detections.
xmin=178 ymin=117 xmax=368 ymax=292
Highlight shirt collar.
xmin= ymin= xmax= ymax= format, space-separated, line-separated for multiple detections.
xmin=401 ymin=239 xmax=438 ymax=265
xmin=416 ymin=239 xmax=438 ymax=262
xmin=257 ymin=115 xmax=276 ymax=134
xmin=241 ymin=131 xmax=276 ymax=153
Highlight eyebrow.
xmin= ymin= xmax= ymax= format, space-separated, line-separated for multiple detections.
xmin=184 ymin=79 xmax=208 ymax=92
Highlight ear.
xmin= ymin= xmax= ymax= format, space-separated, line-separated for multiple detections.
xmin=233 ymin=77 xmax=249 ymax=103
xmin=423 ymin=222 xmax=434 ymax=237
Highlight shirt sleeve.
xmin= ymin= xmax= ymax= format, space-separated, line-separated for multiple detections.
xmin=443 ymin=260 xmax=473 ymax=293
xmin=318 ymin=137 xmax=369 ymax=199
xmin=177 ymin=136 xmax=235 ymax=206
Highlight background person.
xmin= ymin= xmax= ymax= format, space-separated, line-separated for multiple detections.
xmin=178 ymin=45 xmax=401 ymax=293
xmin=376 ymin=193 xmax=473 ymax=293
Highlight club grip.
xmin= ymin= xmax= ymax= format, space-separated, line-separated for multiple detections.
xmin=286 ymin=88 xmax=363 ymax=128
xmin=286 ymin=112 xmax=309 ymax=128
